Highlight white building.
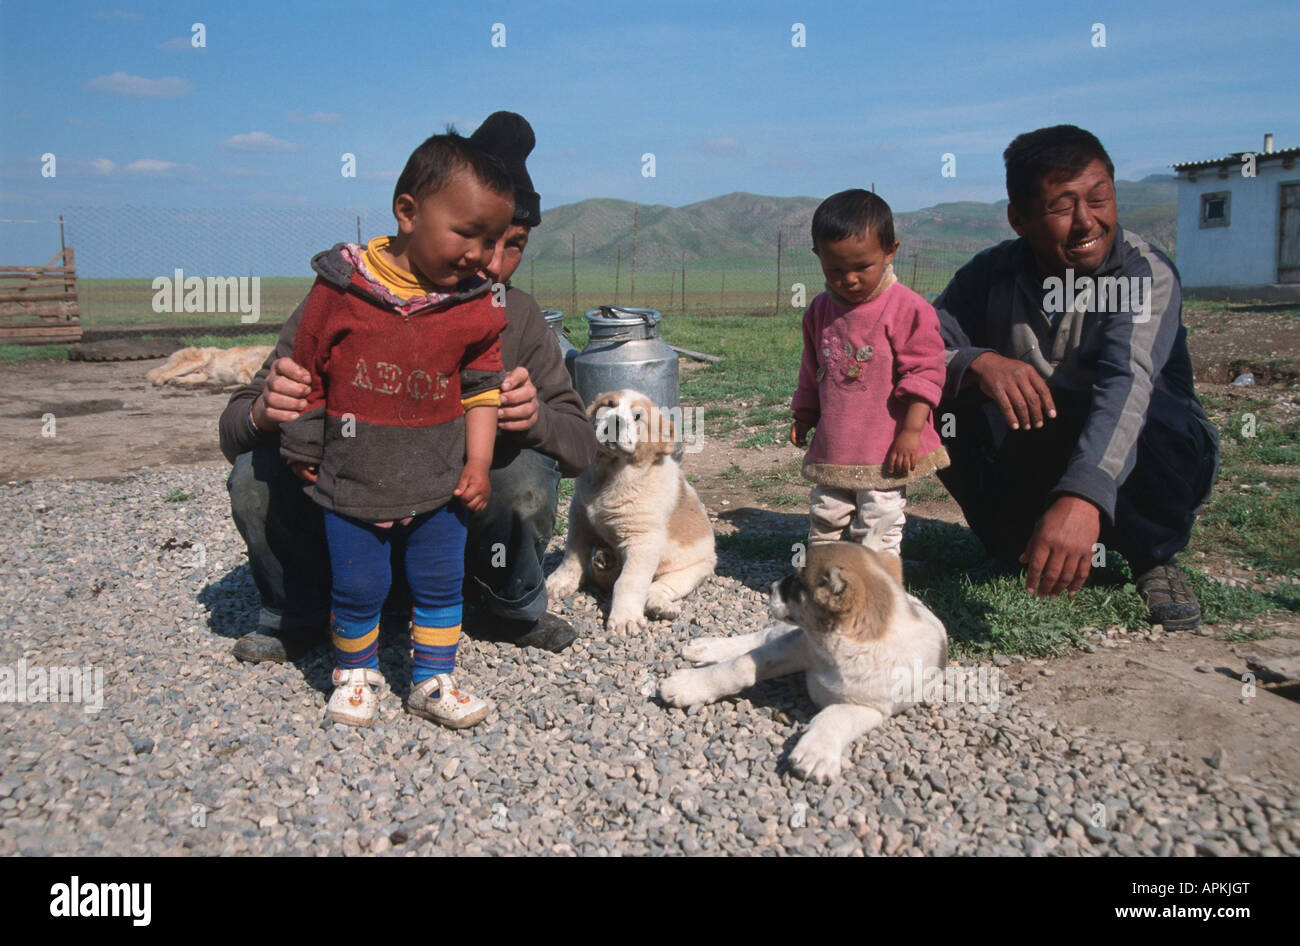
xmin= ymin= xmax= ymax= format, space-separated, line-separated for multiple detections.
xmin=1172 ymin=135 xmax=1300 ymax=297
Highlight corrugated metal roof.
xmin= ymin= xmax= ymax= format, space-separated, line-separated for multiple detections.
xmin=1173 ymin=146 xmax=1300 ymax=171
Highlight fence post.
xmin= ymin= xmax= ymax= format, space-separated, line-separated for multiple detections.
xmin=775 ymin=227 xmax=782 ymax=316
xmin=630 ymin=203 xmax=638 ymax=300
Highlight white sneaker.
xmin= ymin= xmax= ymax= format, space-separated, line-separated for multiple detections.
xmin=407 ymin=674 xmax=490 ymax=729
xmin=326 ymin=667 xmax=384 ymax=727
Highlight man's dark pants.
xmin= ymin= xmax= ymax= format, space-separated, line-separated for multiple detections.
xmin=226 ymin=444 xmax=560 ymax=637
xmin=935 ymin=386 xmax=1218 ymax=577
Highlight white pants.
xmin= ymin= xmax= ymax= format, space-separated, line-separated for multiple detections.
xmin=808 ymin=485 xmax=906 ymax=555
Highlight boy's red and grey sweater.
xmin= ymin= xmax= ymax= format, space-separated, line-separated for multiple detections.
xmin=278 ymin=243 xmax=505 ymax=522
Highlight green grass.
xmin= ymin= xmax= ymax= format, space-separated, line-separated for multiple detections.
xmin=1193 ymin=476 xmax=1300 ymax=575
xmin=0 ymin=344 xmax=68 ymax=364
xmin=163 ymin=488 xmax=192 ymax=503
xmin=77 ymin=277 xmax=311 ymax=328
xmin=179 ymin=333 xmax=280 ymax=348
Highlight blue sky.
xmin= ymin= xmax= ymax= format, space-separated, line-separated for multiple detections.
xmin=1 ymin=0 xmax=1298 ymax=271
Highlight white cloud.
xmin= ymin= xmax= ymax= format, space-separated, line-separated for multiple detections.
xmin=220 ymin=131 xmax=297 ymax=153
xmin=286 ymin=110 xmax=343 ymax=124
xmin=123 ymin=158 xmax=192 ymax=175
xmin=88 ymin=158 xmax=116 ymax=174
xmin=83 ymin=72 xmax=193 ymax=98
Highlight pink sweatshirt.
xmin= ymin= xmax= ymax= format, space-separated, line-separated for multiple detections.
xmin=792 ymin=275 xmax=950 ymax=490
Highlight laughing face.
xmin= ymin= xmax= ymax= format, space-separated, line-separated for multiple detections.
xmin=1007 ymin=157 xmax=1118 ymax=278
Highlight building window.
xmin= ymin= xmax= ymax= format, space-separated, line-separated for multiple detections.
xmin=1200 ymin=191 xmax=1230 ymax=229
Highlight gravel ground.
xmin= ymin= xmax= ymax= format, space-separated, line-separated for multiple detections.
xmin=1 ymin=462 xmax=1298 ymax=856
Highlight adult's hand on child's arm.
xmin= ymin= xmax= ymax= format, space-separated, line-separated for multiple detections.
xmin=790 ymin=420 xmax=812 ymax=447
xmin=253 ymin=357 xmax=313 ymax=432
xmin=497 ymin=366 xmax=539 ymax=432
xmin=967 ymin=352 xmax=1057 ymax=431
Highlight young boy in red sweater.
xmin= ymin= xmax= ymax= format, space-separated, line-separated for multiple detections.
xmin=279 ymin=133 xmax=514 ymax=728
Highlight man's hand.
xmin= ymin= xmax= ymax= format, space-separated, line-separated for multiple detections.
xmin=967 ymin=352 xmax=1057 ymax=430
xmin=790 ymin=420 xmax=812 ymax=448
xmin=288 ymin=460 xmax=318 ymax=484
xmin=453 ymin=459 xmax=492 ymax=512
xmin=1020 ymin=495 xmax=1101 ymax=597
xmin=252 ymin=357 xmax=312 ymax=432
xmin=497 ymin=366 xmax=539 ymax=432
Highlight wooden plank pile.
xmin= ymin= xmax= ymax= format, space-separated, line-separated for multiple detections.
xmin=0 ymin=247 xmax=82 ymax=344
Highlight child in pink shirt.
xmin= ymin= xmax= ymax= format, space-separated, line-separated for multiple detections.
xmin=790 ymin=189 xmax=949 ymax=557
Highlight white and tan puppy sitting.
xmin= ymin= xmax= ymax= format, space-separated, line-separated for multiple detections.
xmin=659 ymin=536 xmax=947 ymax=783
xmin=547 ymin=389 xmax=716 ymax=634
xmin=146 ymin=345 xmax=273 ymax=387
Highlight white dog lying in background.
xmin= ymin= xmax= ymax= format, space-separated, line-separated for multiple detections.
xmin=547 ymin=389 xmax=716 ymax=634
xmin=146 ymin=345 xmax=272 ymax=387
xmin=660 ymin=536 xmax=948 ymax=783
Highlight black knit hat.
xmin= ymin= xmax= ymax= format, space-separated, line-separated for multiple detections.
xmin=469 ymin=111 xmax=541 ymax=228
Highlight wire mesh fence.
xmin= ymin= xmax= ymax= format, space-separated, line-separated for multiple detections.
xmin=0 ymin=209 xmax=995 ymax=334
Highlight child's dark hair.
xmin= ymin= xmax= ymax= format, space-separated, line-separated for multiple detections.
xmin=392 ymin=131 xmax=512 ymax=212
xmin=811 ymin=189 xmax=895 ymax=250
xmin=1003 ymin=125 xmax=1114 ymax=215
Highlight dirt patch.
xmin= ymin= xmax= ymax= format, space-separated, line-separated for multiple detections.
xmin=1001 ymin=623 xmax=1300 ymax=783
xmin=1183 ymin=304 xmax=1300 ymax=384
xmin=0 ymin=358 xmax=235 ymax=483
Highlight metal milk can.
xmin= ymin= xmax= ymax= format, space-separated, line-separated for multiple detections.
xmin=573 ymin=306 xmax=679 ymax=415
xmin=542 ymin=309 xmax=578 ymax=383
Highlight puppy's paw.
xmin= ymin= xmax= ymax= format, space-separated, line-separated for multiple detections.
xmin=607 ymin=608 xmax=648 ymax=635
xmin=659 ymin=668 xmax=715 ymax=707
xmin=644 ymin=590 xmax=680 ymax=621
xmin=681 ymin=636 xmax=732 ymax=666
xmin=545 ymin=570 xmax=580 ymax=603
xmin=789 ymin=732 xmax=844 ymax=784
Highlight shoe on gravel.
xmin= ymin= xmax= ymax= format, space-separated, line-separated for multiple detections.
xmin=463 ymin=608 xmax=578 ymax=653
xmin=1136 ymin=562 xmax=1202 ymax=630
xmin=326 ymin=667 xmax=384 ymax=727
xmin=232 ymin=624 xmax=323 ymax=663
xmin=406 ymin=674 xmax=490 ymax=729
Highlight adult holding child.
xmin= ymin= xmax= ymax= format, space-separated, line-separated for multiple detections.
xmin=933 ymin=125 xmax=1219 ymax=628
xmin=219 ymin=112 xmax=595 ymax=665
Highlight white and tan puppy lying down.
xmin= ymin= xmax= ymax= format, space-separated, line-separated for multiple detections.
xmin=660 ymin=537 xmax=948 ymax=783
xmin=547 ymin=389 xmax=716 ymax=634
xmin=146 ymin=345 xmax=273 ymax=387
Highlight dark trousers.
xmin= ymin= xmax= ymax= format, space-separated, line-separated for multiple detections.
xmin=935 ymin=386 xmax=1219 ymax=577
xmin=226 ymin=443 xmax=561 ymax=632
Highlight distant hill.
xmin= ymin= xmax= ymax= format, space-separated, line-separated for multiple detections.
xmin=527 ymin=174 xmax=1177 ymax=267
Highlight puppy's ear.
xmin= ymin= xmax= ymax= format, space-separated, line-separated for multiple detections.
xmin=813 ymin=566 xmax=850 ymax=611
xmin=587 ymin=393 xmax=618 ymax=421
xmin=644 ymin=402 xmax=675 ymax=455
